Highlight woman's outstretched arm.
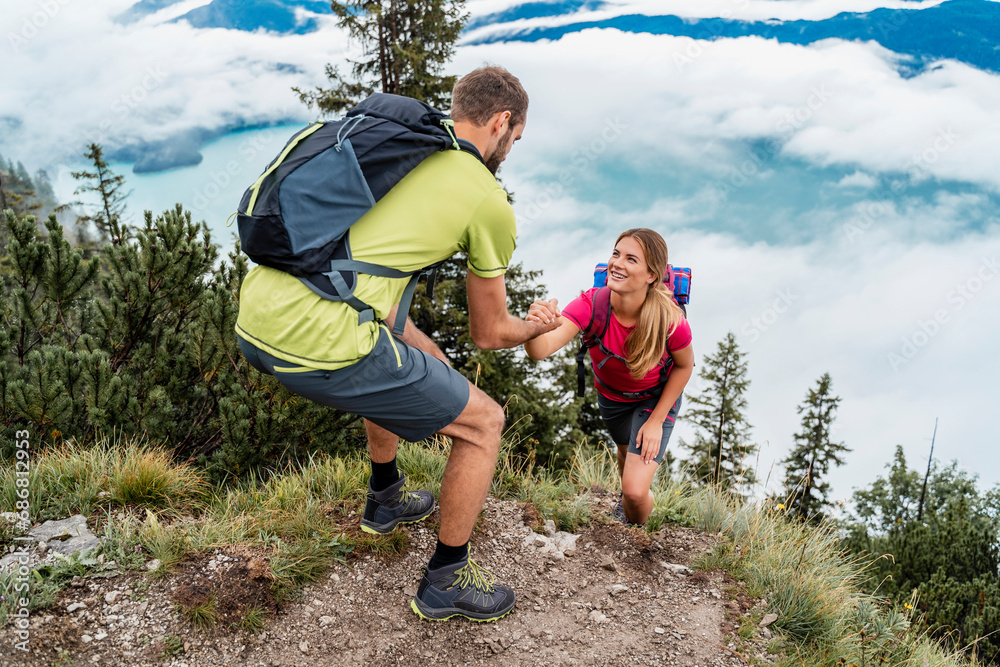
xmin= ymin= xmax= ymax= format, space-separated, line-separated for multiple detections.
xmin=523 ymin=299 xmax=580 ymax=360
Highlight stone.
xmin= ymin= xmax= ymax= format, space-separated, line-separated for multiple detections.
xmin=759 ymin=613 xmax=778 ymax=627
xmin=94 ymin=631 xmax=108 ymax=641
xmin=654 ymin=627 xmax=665 ymax=635
xmin=318 ymin=615 xmax=334 ymax=628
xmin=67 ymin=602 xmax=87 ymax=613
xmin=0 ymin=554 xmax=28 ymax=574
xmin=660 ymin=562 xmax=691 ymax=575
xmin=589 ymin=610 xmax=609 ymax=624
xmin=145 ymin=559 xmax=161 ymax=572
xmin=543 ymin=520 xmax=557 ymax=537
xmin=29 ymin=515 xmax=100 ymax=556
xmin=600 ymin=556 xmax=617 ymax=572
xmin=608 ymin=584 xmax=630 ymax=596
xmin=105 ymin=590 xmax=122 ymax=605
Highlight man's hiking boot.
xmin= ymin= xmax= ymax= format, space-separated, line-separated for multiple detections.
xmin=612 ymin=495 xmax=627 ymax=524
xmin=410 ymin=558 xmax=515 ymax=622
xmin=360 ymin=475 xmax=434 ymax=535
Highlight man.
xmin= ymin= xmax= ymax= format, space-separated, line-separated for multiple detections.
xmin=235 ymin=66 xmax=561 ymax=622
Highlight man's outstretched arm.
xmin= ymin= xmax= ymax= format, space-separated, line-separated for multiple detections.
xmin=467 ymin=272 xmax=560 ymax=350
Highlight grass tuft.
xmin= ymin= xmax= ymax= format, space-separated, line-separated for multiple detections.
xmin=139 ymin=510 xmax=190 ymax=575
xmin=177 ymin=594 xmax=219 ymax=630
xmin=111 ymin=445 xmax=208 ymax=510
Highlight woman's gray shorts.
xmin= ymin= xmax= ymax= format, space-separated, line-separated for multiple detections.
xmin=597 ymin=393 xmax=682 ymax=464
xmin=238 ymin=331 xmax=470 ymax=442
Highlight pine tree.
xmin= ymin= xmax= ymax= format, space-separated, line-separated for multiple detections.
xmin=681 ymin=332 xmax=755 ymax=489
xmin=0 ymin=154 xmax=43 ymax=218
xmin=294 ymin=0 xmax=467 ymax=115
xmin=779 ymin=372 xmax=850 ymax=522
xmin=1 ymin=205 xmax=363 ymax=473
xmin=69 ymin=143 xmax=129 ymax=239
xmin=841 ymin=449 xmax=1000 ymax=662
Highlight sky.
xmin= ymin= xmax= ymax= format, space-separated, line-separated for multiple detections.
xmin=2 ymin=0 xmax=999 ymax=504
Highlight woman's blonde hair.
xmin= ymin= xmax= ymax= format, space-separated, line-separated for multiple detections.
xmin=616 ymin=228 xmax=686 ymax=379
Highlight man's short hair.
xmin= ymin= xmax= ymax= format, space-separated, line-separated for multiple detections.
xmin=451 ymin=66 xmax=529 ymax=128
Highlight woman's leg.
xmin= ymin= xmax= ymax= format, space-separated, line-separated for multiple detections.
xmin=620 ymin=396 xmax=682 ymax=525
xmin=621 ymin=453 xmax=659 ymax=524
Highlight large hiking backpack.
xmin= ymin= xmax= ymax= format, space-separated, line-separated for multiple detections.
xmin=576 ymin=263 xmax=691 ymax=398
xmin=236 ymin=93 xmax=481 ymax=335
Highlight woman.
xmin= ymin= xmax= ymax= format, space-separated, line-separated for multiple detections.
xmin=525 ymin=229 xmax=694 ymax=526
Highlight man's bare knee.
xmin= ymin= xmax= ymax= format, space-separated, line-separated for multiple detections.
xmin=441 ymin=389 xmax=505 ymax=453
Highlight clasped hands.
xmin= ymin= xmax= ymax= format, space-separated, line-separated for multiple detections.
xmin=525 ymin=298 xmax=561 ymax=325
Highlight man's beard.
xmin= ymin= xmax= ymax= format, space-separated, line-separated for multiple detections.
xmin=484 ymin=126 xmax=513 ymax=175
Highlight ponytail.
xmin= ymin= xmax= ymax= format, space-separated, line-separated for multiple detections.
xmin=626 ymin=281 xmax=684 ymax=379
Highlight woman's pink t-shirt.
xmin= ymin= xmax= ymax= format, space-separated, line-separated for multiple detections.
xmin=563 ymin=287 xmax=693 ymax=402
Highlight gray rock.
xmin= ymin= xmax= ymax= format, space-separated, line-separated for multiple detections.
xmin=144 ymin=559 xmax=161 ymax=571
xmin=660 ymin=562 xmax=691 ymax=575
xmin=67 ymin=602 xmax=87 ymax=613
xmin=29 ymin=515 xmax=100 ymax=556
xmin=105 ymin=590 xmax=122 ymax=605
xmin=0 ymin=553 xmax=30 ymax=574
xmin=600 ymin=556 xmax=618 ymax=572
xmin=543 ymin=520 xmax=557 ymax=537
xmin=759 ymin=612 xmax=779 ymax=627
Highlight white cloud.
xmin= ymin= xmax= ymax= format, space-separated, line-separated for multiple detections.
xmin=837 ymin=171 xmax=878 ymax=189
xmin=0 ymin=0 xmax=347 ymax=168
xmin=457 ymin=30 xmax=1000 ymax=192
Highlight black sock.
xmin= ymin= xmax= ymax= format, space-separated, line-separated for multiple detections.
xmin=370 ymin=458 xmax=399 ymax=493
xmin=428 ymin=540 xmax=469 ymax=570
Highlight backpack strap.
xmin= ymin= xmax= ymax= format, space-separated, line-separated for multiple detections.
xmin=576 ymin=287 xmax=613 ymax=397
xmin=575 ymin=286 xmax=679 ymax=399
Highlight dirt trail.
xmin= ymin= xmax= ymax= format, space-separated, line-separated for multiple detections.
xmin=1 ymin=496 xmax=778 ymax=666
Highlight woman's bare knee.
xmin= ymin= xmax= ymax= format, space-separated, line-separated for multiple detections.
xmin=622 ymin=484 xmax=649 ymax=507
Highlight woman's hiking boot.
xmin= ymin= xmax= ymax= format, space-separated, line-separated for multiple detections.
xmin=360 ymin=475 xmax=434 ymax=534
xmin=612 ymin=494 xmax=627 ymax=524
xmin=613 ymin=495 xmax=647 ymax=529
xmin=410 ymin=558 xmax=516 ymax=622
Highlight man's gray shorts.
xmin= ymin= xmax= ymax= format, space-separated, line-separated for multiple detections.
xmin=238 ymin=330 xmax=470 ymax=442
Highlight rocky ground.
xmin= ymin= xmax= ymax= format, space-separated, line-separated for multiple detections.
xmin=1 ymin=495 xmax=779 ymax=666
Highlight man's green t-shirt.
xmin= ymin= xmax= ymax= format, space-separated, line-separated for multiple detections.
xmin=235 ymin=149 xmax=515 ymax=370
